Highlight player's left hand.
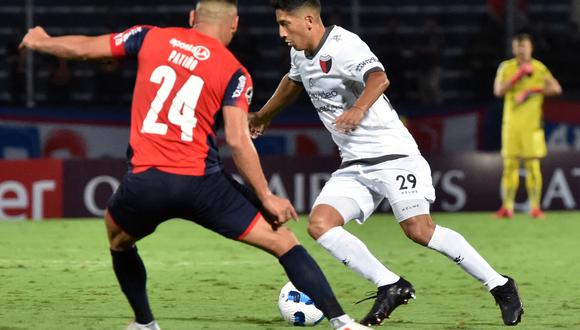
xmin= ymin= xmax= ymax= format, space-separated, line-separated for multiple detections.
xmin=248 ymin=112 xmax=270 ymax=139
xmin=515 ymin=87 xmax=543 ymax=105
xmin=515 ymin=90 xmax=530 ymax=104
xmin=19 ymin=26 xmax=51 ymax=50
xmin=260 ymin=194 xmax=299 ymax=229
xmin=334 ymin=106 xmax=366 ymax=134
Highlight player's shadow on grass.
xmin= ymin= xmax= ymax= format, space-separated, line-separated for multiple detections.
xmin=390 ymin=319 xmax=505 ymax=328
xmin=167 ymin=316 xmax=282 ymax=325
xmin=80 ymin=316 xmax=507 ymax=328
xmin=80 ymin=315 xmax=282 ymax=325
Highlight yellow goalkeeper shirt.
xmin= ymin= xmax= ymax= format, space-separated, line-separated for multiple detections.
xmin=495 ymin=58 xmax=552 ymax=131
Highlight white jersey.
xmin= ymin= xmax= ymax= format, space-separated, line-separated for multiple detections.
xmin=288 ymin=26 xmax=420 ymax=161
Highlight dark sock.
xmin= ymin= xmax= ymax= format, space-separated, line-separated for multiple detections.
xmin=279 ymin=245 xmax=345 ymax=319
xmin=111 ymin=247 xmax=154 ymax=324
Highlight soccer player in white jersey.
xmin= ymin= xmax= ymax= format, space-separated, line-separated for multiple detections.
xmin=250 ymin=0 xmax=524 ymax=326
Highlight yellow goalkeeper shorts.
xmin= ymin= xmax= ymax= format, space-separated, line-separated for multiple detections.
xmin=501 ymin=127 xmax=547 ymax=159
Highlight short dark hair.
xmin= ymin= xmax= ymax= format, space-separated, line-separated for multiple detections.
xmin=270 ymin=0 xmax=321 ymax=12
xmin=513 ymin=33 xmax=532 ymax=43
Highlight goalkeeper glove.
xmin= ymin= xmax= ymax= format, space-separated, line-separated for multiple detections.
xmin=515 ymin=87 xmax=543 ymax=104
xmin=510 ymin=62 xmax=533 ymax=86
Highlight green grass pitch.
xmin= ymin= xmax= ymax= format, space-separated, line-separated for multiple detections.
xmin=1 ymin=212 xmax=579 ymax=330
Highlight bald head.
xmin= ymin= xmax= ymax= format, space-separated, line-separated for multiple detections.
xmin=189 ymin=0 xmax=239 ymax=46
xmin=194 ymin=0 xmax=238 ymax=24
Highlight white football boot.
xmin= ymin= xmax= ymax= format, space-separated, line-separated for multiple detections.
xmin=125 ymin=321 xmax=161 ymax=330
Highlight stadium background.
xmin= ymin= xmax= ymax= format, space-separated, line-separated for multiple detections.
xmin=1 ymin=0 xmax=579 ymax=219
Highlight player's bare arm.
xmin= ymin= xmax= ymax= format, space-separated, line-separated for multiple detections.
xmin=250 ymin=74 xmax=303 ymax=138
xmin=18 ymin=26 xmax=111 ymax=60
xmin=223 ymin=105 xmax=298 ymax=226
xmin=19 ymin=26 xmax=112 ymax=60
xmin=334 ymin=70 xmax=390 ymax=133
xmin=544 ymin=74 xmax=562 ymax=96
xmin=494 ymin=76 xmax=510 ymax=98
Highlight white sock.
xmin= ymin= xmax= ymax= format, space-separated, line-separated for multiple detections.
xmin=427 ymin=225 xmax=508 ymax=290
xmin=329 ymin=314 xmax=353 ymax=329
xmin=133 ymin=321 xmax=160 ymax=330
xmin=317 ymin=226 xmax=399 ymax=287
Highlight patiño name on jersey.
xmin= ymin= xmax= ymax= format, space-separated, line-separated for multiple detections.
xmin=166 ymin=38 xmax=211 ymax=72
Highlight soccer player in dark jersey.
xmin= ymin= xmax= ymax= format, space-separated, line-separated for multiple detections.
xmin=19 ymin=1 xmax=372 ymax=329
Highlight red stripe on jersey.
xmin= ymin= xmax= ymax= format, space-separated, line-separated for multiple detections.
xmin=109 ymin=33 xmax=125 ymax=57
xmin=237 ymin=212 xmax=262 ymax=240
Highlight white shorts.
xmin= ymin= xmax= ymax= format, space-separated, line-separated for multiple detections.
xmin=312 ymin=155 xmax=436 ymax=223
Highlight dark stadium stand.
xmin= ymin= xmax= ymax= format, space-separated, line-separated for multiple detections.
xmin=0 ymin=0 xmax=574 ymax=109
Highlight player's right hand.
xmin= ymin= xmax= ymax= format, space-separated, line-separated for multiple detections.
xmin=510 ymin=62 xmax=534 ymax=86
xmin=519 ymin=62 xmax=533 ymax=76
xmin=260 ymin=194 xmax=298 ymax=229
xmin=19 ymin=26 xmax=50 ymax=50
xmin=511 ymin=62 xmax=533 ymax=85
xmin=248 ymin=112 xmax=270 ymax=139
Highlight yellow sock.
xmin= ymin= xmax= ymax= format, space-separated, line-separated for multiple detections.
xmin=524 ymin=159 xmax=542 ymax=210
xmin=501 ymin=158 xmax=520 ymax=211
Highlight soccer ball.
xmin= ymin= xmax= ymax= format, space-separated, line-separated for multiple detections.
xmin=278 ymin=281 xmax=325 ymax=326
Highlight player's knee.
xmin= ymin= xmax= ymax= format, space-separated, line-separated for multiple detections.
xmin=109 ymin=231 xmax=137 ymax=251
xmin=105 ymin=211 xmax=137 ymax=251
xmin=270 ymin=227 xmax=299 ymax=256
xmin=503 ymin=158 xmax=519 ymax=173
xmin=307 ymin=204 xmax=346 ymax=239
xmin=524 ymin=159 xmax=540 ymax=173
xmin=307 ymin=215 xmax=336 ymax=240
xmin=401 ymin=215 xmax=435 ymax=246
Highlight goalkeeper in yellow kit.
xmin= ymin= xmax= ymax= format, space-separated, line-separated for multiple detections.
xmin=494 ymin=33 xmax=561 ymax=219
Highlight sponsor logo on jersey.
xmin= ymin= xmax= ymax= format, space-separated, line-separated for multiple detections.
xmin=308 ymin=78 xmax=315 ymax=88
xmin=308 ymin=90 xmax=338 ymax=101
xmin=232 ymin=75 xmax=247 ymax=98
xmin=319 ymin=55 xmax=333 ymax=74
xmin=114 ymin=26 xmax=143 ymax=46
xmin=315 ymin=104 xmax=342 ymax=113
xmin=355 ymin=57 xmax=379 ymax=72
xmin=169 ymin=38 xmax=211 ymax=61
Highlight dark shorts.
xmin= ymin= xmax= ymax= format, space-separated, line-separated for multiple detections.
xmin=107 ymin=168 xmax=262 ymax=239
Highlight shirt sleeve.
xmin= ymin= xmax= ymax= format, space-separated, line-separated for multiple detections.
xmin=288 ymin=48 xmax=303 ymax=85
xmin=495 ymin=62 xmax=507 ymax=83
xmin=341 ymin=36 xmax=385 ymax=83
xmin=538 ymin=61 xmax=551 ymax=78
xmin=109 ymin=25 xmax=153 ymax=58
xmin=223 ymin=68 xmax=254 ymax=112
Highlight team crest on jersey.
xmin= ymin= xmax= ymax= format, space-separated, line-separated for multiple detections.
xmin=319 ymin=55 xmax=333 ymax=74
xmin=245 ymin=87 xmax=254 ymax=105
